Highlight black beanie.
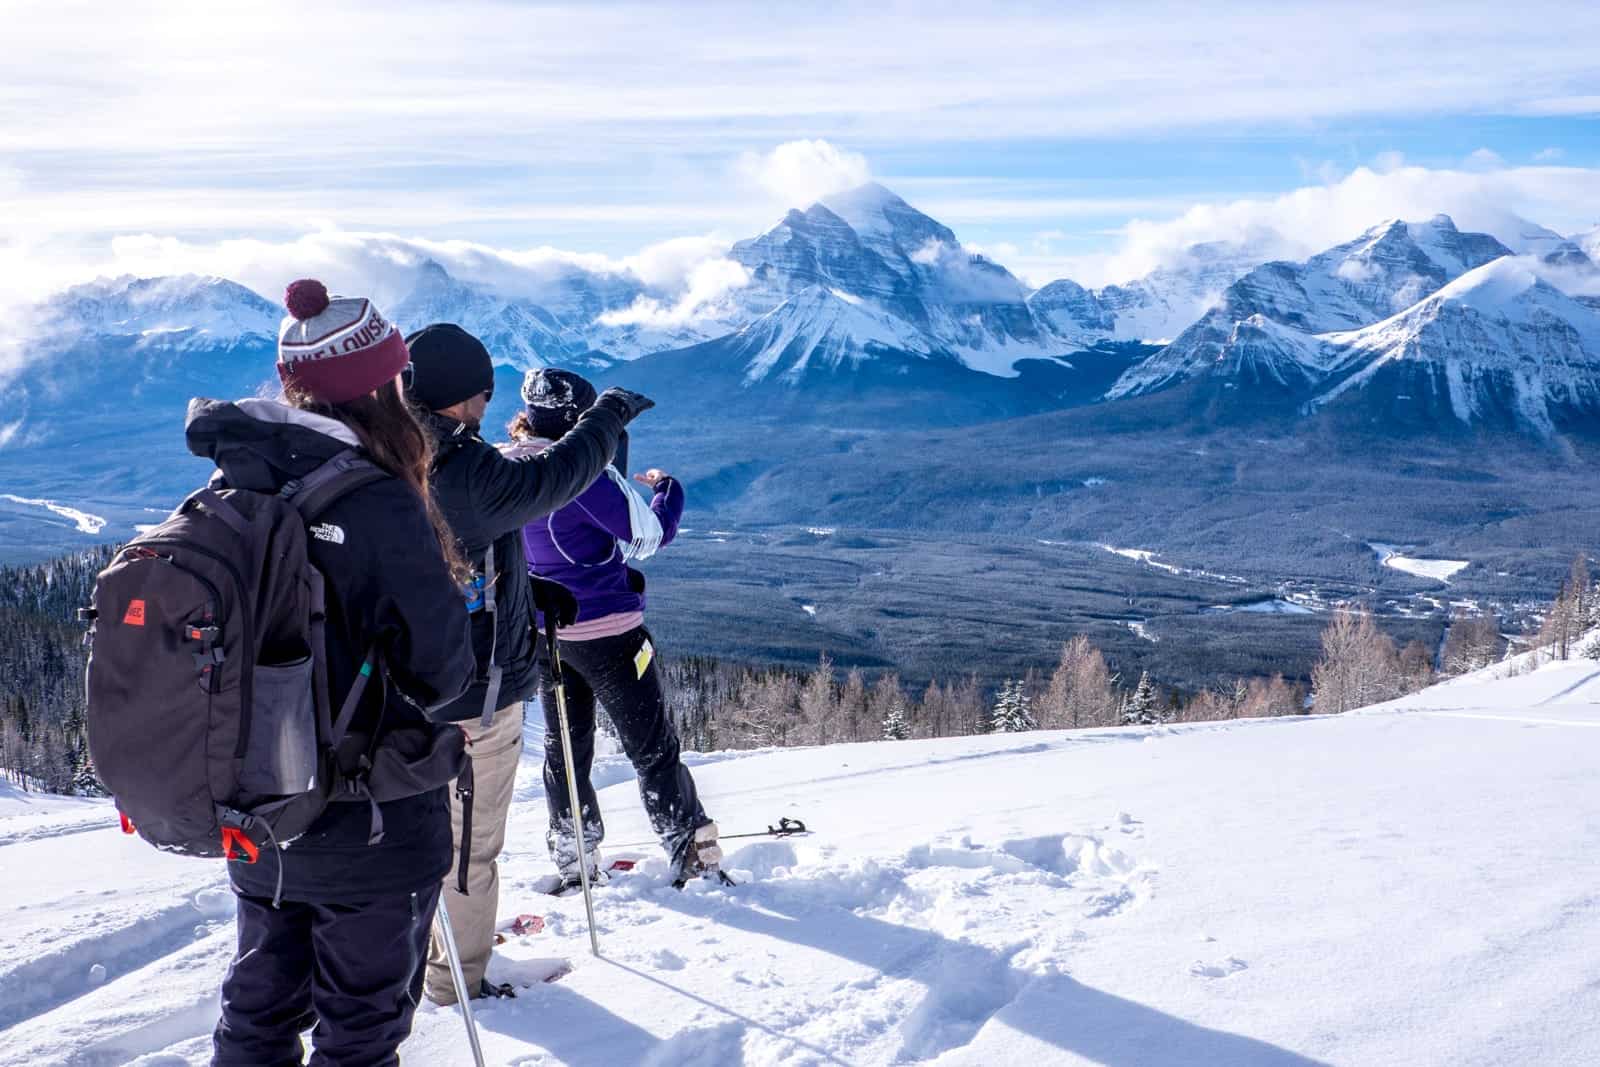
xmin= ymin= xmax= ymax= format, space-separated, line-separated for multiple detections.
xmin=403 ymin=323 xmax=495 ymax=411
xmin=521 ymin=367 xmax=598 ymax=437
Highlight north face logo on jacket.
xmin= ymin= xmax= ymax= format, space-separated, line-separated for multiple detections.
xmin=310 ymin=523 xmax=345 ymax=545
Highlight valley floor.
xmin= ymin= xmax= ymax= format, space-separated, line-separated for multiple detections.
xmin=2 ymin=660 xmax=1598 ymax=1065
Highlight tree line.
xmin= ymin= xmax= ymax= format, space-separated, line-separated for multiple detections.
xmin=3 ymin=548 xmax=1596 ymax=795
xmin=0 ymin=547 xmax=115 ymax=794
xmin=1308 ymin=552 xmax=1597 ymax=714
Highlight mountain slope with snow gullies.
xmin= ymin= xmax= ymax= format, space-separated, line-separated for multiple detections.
xmin=1110 ymin=215 xmax=1512 ymax=398
xmin=1313 ymin=256 xmax=1600 ymax=432
xmin=726 ymin=286 xmax=938 ymax=384
xmin=4 ymin=659 xmax=1598 ymax=1065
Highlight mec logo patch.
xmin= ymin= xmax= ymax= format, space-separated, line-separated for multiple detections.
xmin=122 ymin=599 xmax=146 ymax=626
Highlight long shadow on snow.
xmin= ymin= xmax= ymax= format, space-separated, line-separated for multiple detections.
xmin=469 ymin=976 xmax=665 ymax=1064
xmin=652 ymin=880 xmax=1331 ymax=1066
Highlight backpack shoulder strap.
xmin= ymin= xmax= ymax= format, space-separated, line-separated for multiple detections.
xmin=281 ymin=450 xmax=389 ymax=521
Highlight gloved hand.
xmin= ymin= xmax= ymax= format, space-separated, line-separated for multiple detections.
xmin=529 ymin=575 xmax=579 ymax=629
xmin=594 ymin=387 xmax=655 ymax=425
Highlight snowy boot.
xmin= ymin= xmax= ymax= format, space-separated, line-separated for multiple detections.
xmin=671 ymin=822 xmax=724 ymax=886
xmin=556 ymin=845 xmax=605 ymax=891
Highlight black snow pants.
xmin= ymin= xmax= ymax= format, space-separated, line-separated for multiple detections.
xmin=212 ymin=883 xmax=440 ymax=1067
xmin=540 ymin=625 xmax=709 ymax=867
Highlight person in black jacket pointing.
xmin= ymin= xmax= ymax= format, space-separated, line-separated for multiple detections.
xmin=401 ymin=322 xmax=653 ymax=1003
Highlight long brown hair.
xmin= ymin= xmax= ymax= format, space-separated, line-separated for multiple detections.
xmin=507 ymin=411 xmax=536 ymax=442
xmin=285 ymin=379 xmax=472 ymax=584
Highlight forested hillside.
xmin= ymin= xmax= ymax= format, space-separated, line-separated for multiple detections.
xmin=0 ymin=547 xmax=114 ymax=793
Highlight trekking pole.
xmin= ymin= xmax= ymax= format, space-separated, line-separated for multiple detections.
xmin=546 ymin=614 xmax=602 ymax=957
xmin=434 ymin=901 xmax=486 ymax=1067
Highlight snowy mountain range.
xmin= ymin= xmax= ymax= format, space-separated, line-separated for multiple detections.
xmin=1104 ymin=215 xmax=1600 ymax=432
xmin=7 ymin=184 xmax=1600 ymax=461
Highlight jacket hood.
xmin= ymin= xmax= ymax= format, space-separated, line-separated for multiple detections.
xmin=186 ymin=397 xmax=363 ymax=492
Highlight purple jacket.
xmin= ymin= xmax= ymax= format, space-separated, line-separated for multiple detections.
xmin=506 ymin=439 xmax=685 ymax=624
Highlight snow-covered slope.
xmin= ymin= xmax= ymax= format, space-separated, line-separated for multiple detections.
xmin=1111 ymin=215 xmax=1512 ymax=398
xmin=5 ymin=664 xmax=1599 ymax=1065
xmin=723 ymin=285 xmax=938 ymax=384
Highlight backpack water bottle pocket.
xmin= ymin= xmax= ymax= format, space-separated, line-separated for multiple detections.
xmin=240 ymin=657 xmax=318 ymax=796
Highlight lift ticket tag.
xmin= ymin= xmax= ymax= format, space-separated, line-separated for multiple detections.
xmin=634 ymin=638 xmax=654 ymax=679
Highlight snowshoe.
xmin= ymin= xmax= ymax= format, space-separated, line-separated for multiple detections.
xmin=671 ymin=822 xmax=731 ymax=888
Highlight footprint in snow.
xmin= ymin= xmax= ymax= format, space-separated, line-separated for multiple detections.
xmin=651 ymin=948 xmax=687 ymax=971
xmin=1190 ymin=957 xmax=1249 ymax=979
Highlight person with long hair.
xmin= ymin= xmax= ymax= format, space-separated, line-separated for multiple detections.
xmin=197 ymin=280 xmax=476 ymax=1066
xmin=508 ymin=368 xmax=721 ymax=888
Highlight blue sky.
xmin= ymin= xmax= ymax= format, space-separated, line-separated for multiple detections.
xmin=2 ymin=1 xmax=1598 ymax=300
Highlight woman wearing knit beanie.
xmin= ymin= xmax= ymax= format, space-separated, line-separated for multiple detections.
xmin=199 ymin=280 xmax=477 ymax=1066
xmin=507 ymin=368 xmax=723 ymax=889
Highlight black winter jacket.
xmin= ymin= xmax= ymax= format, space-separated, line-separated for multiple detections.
xmin=422 ymin=404 xmax=625 ymax=723
xmin=186 ymin=398 xmax=476 ymax=902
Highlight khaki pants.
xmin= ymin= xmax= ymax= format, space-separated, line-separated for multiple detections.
xmin=424 ymin=701 xmax=524 ymax=1004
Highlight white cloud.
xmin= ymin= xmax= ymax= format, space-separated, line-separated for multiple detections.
xmin=738 ymin=140 xmax=871 ymax=210
xmin=1079 ymin=163 xmax=1600 ymax=286
xmin=1534 ymin=147 xmax=1566 ymax=162
xmin=1465 ymin=147 xmax=1507 ymax=171
xmin=61 ymin=230 xmax=740 ymax=318
xmin=599 ymin=258 xmax=750 ymax=328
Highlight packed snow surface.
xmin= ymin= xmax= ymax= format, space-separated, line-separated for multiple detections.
xmin=3 ymin=660 xmax=1599 ymax=1065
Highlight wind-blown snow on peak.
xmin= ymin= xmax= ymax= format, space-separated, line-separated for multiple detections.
xmin=819 ymin=182 xmax=961 ymax=280
xmin=43 ymin=275 xmax=280 ymax=345
xmin=389 ymin=259 xmax=613 ymax=372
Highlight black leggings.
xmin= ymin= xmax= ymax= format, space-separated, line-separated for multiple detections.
xmin=540 ymin=625 xmax=708 ymax=865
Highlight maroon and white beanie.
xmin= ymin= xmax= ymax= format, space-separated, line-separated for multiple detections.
xmin=276 ymin=279 xmax=410 ymax=404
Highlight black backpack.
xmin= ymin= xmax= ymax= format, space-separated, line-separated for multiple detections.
xmin=84 ymin=451 xmax=465 ymax=902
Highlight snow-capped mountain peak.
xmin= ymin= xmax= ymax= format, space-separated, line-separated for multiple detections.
xmin=1109 ymin=215 xmax=1513 ymax=399
xmin=1313 ymin=256 xmax=1600 ymax=432
xmin=43 ymin=275 xmax=280 ymax=345
xmin=819 ymin=182 xmax=960 ymax=278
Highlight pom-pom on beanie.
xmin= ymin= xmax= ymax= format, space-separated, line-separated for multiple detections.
xmin=276 ymin=280 xmax=410 ymax=404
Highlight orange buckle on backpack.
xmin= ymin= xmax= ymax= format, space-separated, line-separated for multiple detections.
xmin=119 ymin=812 xmax=136 ymax=835
xmin=221 ymin=826 xmax=260 ymax=864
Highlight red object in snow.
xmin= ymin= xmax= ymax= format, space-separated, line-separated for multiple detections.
xmin=510 ymin=914 xmax=545 ymax=936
